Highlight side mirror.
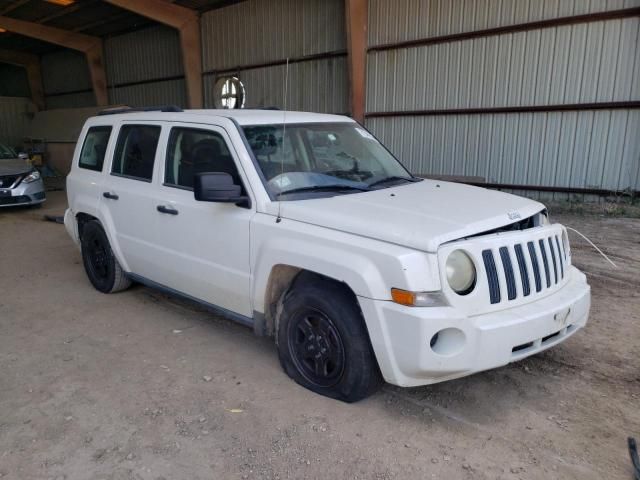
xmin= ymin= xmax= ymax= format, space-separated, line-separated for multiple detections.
xmin=194 ymin=172 xmax=251 ymax=208
xmin=18 ymin=152 xmax=28 ymax=160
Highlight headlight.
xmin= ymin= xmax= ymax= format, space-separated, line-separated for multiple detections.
xmin=22 ymin=170 xmax=41 ymax=184
xmin=446 ymin=250 xmax=476 ymax=295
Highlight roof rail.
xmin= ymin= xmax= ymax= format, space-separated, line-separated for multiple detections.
xmin=98 ymin=105 xmax=183 ymax=116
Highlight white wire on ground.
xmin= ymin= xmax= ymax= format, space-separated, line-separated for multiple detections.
xmin=565 ymin=226 xmax=618 ymax=269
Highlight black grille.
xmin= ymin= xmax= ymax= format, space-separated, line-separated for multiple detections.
xmin=539 ymin=239 xmax=551 ymax=288
xmin=499 ymin=247 xmax=517 ymax=300
xmin=0 ymin=174 xmax=22 ymax=188
xmin=514 ymin=244 xmax=531 ymax=296
xmin=0 ymin=195 xmax=30 ymax=206
xmin=527 ymin=241 xmax=542 ymax=292
xmin=482 ymin=250 xmax=501 ymax=304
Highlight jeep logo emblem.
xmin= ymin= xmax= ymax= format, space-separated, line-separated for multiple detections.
xmin=507 ymin=211 xmax=521 ymax=220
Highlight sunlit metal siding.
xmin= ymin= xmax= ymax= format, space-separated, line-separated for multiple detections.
xmin=108 ymin=79 xmax=188 ymax=108
xmin=368 ymin=0 xmax=640 ymax=47
xmin=366 ymin=109 xmax=640 ymax=191
xmin=367 ymin=17 xmax=640 ymax=112
xmin=41 ymin=50 xmax=92 ymax=95
xmin=203 ymin=57 xmax=348 ymax=113
xmin=201 ymin=0 xmax=346 ymax=71
xmin=104 ymin=26 xmax=183 ymax=85
xmin=0 ymin=97 xmax=34 ymax=147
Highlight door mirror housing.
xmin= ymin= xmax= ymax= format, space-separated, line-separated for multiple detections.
xmin=194 ymin=172 xmax=251 ymax=208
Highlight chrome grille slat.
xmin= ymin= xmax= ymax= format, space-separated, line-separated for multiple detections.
xmin=555 ymin=236 xmax=564 ymax=278
xmin=499 ymin=246 xmax=517 ymax=300
xmin=482 ymin=249 xmax=501 ymax=304
xmin=514 ymin=244 xmax=531 ymax=296
xmin=538 ymin=239 xmax=551 ymax=288
xmin=527 ymin=241 xmax=542 ymax=292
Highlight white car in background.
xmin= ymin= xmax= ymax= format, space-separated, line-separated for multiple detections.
xmin=64 ymin=107 xmax=591 ymax=402
xmin=0 ymin=143 xmax=46 ymax=208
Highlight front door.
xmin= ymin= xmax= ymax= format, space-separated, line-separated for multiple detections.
xmin=149 ymin=123 xmax=254 ymax=317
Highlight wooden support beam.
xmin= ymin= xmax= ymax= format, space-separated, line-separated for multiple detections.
xmin=0 ymin=49 xmax=45 ymax=110
xmin=345 ymin=0 xmax=368 ymax=123
xmin=106 ymin=0 xmax=203 ymax=109
xmin=0 ymin=0 xmax=30 ymax=16
xmin=0 ymin=15 xmax=108 ymax=106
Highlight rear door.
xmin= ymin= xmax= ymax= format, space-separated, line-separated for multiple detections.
xmin=149 ymin=122 xmax=254 ymax=317
xmin=67 ymin=124 xmax=114 ymax=218
xmin=101 ymin=121 xmax=165 ymax=277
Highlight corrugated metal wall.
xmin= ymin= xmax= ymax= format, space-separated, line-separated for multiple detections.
xmin=366 ymin=0 xmax=640 ymax=194
xmin=104 ymin=25 xmax=187 ymax=107
xmin=0 ymin=96 xmax=35 ymax=148
xmin=41 ymin=50 xmax=95 ymax=109
xmin=201 ymin=0 xmax=348 ymax=112
xmin=0 ymin=64 xmax=30 ymax=97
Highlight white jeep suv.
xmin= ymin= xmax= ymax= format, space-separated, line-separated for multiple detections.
xmin=65 ymin=107 xmax=591 ymax=402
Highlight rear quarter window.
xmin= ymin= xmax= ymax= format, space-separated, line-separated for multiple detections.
xmin=78 ymin=126 xmax=112 ymax=172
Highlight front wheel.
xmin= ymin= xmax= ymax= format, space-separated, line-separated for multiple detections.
xmin=277 ymin=274 xmax=382 ymax=402
xmin=80 ymin=220 xmax=131 ymax=293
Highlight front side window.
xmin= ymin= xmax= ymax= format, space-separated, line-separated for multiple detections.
xmin=243 ymin=123 xmax=416 ymax=199
xmin=111 ymin=124 xmax=161 ymax=181
xmin=165 ymin=127 xmax=244 ymax=191
xmin=79 ymin=126 xmax=112 ymax=171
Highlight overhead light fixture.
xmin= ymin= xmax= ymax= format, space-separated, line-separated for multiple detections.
xmin=44 ymin=0 xmax=75 ymax=5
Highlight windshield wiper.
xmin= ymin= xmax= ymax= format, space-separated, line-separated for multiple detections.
xmin=276 ymin=184 xmax=370 ymax=197
xmin=368 ymin=176 xmax=420 ymax=188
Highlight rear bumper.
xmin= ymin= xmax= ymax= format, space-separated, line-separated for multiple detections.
xmin=0 ymin=178 xmax=46 ymax=207
xmin=358 ymin=266 xmax=590 ymax=387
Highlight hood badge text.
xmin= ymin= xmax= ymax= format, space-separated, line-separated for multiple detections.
xmin=507 ymin=211 xmax=521 ymax=220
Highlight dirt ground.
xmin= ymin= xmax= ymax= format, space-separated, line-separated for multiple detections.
xmin=1 ymin=191 xmax=638 ymax=480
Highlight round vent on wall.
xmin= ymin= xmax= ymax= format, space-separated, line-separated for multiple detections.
xmin=214 ymin=76 xmax=245 ymax=109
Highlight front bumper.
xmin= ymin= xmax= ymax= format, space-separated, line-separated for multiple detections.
xmin=358 ymin=265 xmax=590 ymax=387
xmin=0 ymin=178 xmax=46 ymax=207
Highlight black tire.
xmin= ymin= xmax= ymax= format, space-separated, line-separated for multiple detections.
xmin=277 ymin=273 xmax=383 ymax=402
xmin=81 ymin=220 xmax=131 ymax=293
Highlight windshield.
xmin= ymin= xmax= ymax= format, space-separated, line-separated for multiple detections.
xmin=0 ymin=143 xmax=17 ymax=160
xmin=242 ymin=123 xmax=416 ymax=198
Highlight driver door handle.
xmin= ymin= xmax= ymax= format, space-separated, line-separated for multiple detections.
xmin=157 ymin=205 xmax=179 ymax=215
xmin=103 ymin=191 xmax=119 ymax=200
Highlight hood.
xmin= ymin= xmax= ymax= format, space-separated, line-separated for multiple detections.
xmin=0 ymin=159 xmax=32 ymax=176
xmin=274 ymin=179 xmax=545 ymax=252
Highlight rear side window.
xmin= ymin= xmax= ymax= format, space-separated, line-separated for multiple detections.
xmin=79 ymin=126 xmax=112 ymax=171
xmin=111 ymin=124 xmax=161 ymax=182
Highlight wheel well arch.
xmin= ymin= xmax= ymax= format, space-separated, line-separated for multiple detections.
xmin=75 ymin=212 xmax=100 ymax=239
xmin=262 ymin=264 xmax=359 ymax=337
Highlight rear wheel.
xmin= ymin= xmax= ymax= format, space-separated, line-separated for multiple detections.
xmin=81 ymin=220 xmax=131 ymax=293
xmin=277 ymin=274 xmax=382 ymax=402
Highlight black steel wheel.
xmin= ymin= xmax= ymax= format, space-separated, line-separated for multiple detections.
xmin=277 ymin=272 xmax=382 ymax=402
xmin=80 ymin=220 xmax=131 ymax=293
xmin=287 ymin=308 xmax=346 ymax=388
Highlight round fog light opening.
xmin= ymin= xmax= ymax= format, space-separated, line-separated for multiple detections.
xmin=446 ymin=250 xmax=476 ymax=295
xmin=430 ymin=328 xmax=465 ymax=356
